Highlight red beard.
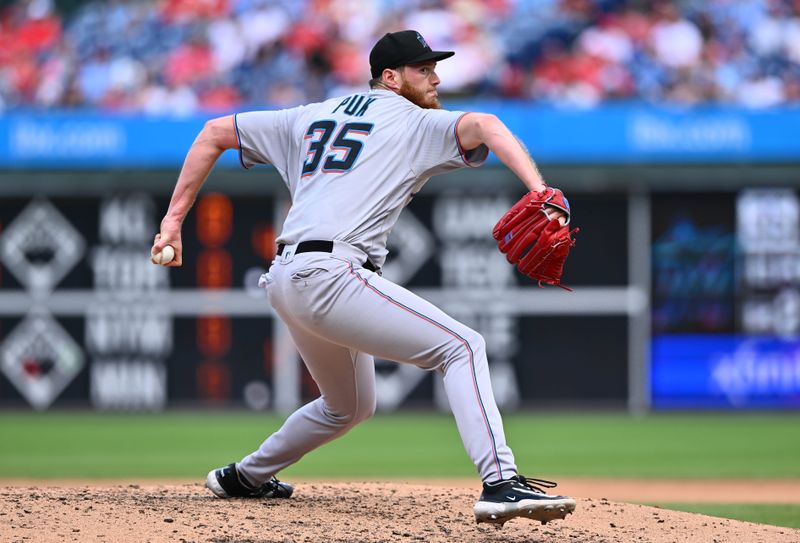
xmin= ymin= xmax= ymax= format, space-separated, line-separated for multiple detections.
xmin=399 ymin=80 xmax=441 ymax=109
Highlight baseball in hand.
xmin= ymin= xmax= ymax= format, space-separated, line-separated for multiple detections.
xmin=151 ymin=245 xmax=175 ymax=266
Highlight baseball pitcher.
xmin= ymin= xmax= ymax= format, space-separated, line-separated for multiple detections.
xmin=152 ymin=30 xmax=576 ymax=527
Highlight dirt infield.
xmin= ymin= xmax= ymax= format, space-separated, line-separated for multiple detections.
xmin=2 ymin=481 xmax=799 ymax=543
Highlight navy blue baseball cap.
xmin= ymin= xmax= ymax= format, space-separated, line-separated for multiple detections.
xmin=369 ymin=30 xmax=454 ymax=78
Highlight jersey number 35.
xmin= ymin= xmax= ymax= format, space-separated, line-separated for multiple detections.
xmin=301 ymin=120 xmax=374 ymax=177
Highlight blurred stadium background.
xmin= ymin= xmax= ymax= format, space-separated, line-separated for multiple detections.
xmin=2 ymin=0 xmax=799 ymax=413
xmin=1 ymin=0 xmax=799 ymax=529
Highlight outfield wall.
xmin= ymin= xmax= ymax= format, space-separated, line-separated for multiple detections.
xmin=2 ymin=168 xmax=798 ymax=412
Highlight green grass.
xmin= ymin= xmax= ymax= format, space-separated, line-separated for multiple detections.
xmin=0 ymin=411 xmax=798 ymax=479
xmin=650 ymin=503 xmax=800 ymax=530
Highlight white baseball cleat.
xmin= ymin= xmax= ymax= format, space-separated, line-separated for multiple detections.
xmin=474 ymin=475 xmax=576 ymax=527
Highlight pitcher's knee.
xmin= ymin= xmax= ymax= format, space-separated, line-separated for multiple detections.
xmin=442 ymin=328 xmax=487 ymax=370
xmin=354 ymin=397 xmax=376 ymax=424
xmin=321 ymin=403 xmax=358 ymax=427
xmin=321 ymin=398 xmax=374 ymax=428
xmin=467 ymin=330 xmax=487 ymax=357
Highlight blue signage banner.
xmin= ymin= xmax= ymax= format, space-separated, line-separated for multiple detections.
xmin=0 ymin=113 xmax=229 ymax=169
xmin=1 ymin=103 xmax=800 ymax=168
xmin=651 ymin=335 xmax=800 ymax=409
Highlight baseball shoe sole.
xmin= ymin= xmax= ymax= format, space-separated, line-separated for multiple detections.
xmin=474 ymin=496 xmax=576 ymax=525
xmin=205 ymin=469 xmax=231 ymax=498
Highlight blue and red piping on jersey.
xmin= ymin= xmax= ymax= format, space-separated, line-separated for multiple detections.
xmin=454 ymin=113 xmax=485 ymax=168
xmin=345 ymin=262 xmax=504 ymax=481
xmin=233 ymin=113 xmax=250 ymax=170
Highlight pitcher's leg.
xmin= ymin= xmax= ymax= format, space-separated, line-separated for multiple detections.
xmin=440 ymin=331 xmax=515 ymax=483
xmin=238 ymin=326 xmax=376 ymax=485
xmin=300 ymin=264 xmax=516 ymax=482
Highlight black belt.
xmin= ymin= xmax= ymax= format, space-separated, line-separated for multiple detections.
xmin=277 ymin=240 xmax=378 ymax=272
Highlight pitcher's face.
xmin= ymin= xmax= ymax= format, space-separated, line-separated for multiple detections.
xmin=398 ymin=62 xmax=441 ymax=109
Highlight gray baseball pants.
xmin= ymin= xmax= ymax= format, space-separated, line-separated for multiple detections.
xmin=237 ymin=241 xmax=517 ymax=484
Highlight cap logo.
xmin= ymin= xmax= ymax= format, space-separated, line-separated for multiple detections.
xmin=415 ymin=32 xmax=428 ymax=48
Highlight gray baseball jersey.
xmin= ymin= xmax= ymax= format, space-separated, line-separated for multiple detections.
xmin=234 ymin=89 xmax=488 ymax=268
xmin=233 ymin=89 xmax=518 ymax=485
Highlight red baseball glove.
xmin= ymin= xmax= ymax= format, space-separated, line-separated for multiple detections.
xmin=493 ymin=187 xmax=579 ymax=290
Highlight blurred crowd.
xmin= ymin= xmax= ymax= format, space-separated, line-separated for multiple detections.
xmin=1 ymin=0 xmax=799 ymax=114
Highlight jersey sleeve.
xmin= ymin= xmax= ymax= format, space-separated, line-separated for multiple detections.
xmin=406 ymin=110 xmax=489 ymax=178
xmin=234 ymin=107 xmax=305 ymax=174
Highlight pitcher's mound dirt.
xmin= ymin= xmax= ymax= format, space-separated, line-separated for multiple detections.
xmin=1 ymin=482 xmax=797 ymax=543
